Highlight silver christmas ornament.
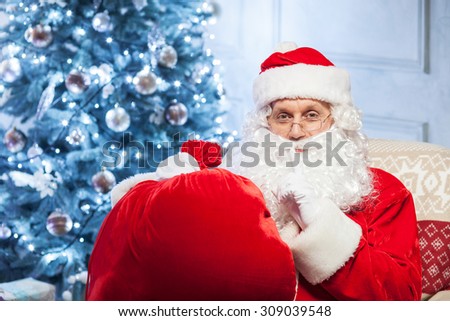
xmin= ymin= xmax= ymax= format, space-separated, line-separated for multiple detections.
xmin=105 ymin=107 xmax=130 ymax=132
xmin=92 ymin=11 xmax=113 ymax=33
xmin=158 ymin=45 xmax=178 ymax=68
xmin=133 ymin=69 xmax=158 ymax=95
xmin=0 ymin=58 xmax=22 ymax=83
xmin=92 ymin=169 xmax=116 ymax=194
xmin=66 ymin=127 xmax=86 ymax=145
xmin=62 ymin=290 xmax=73 ymax=301
xmin=46 ymin=209 xmax=73 ymax=237
xmin=3 ymin=127 xmax=27 ymax=153
xmin=0 ymin=224 xmax=12 ymax=240
xmin=209 ymin=1 xmax=221 ymax=18
xmin=24 ymin=24 xmax=53 ymax=48
xmin=165 ymin=102 xmax=188 ymax=126
xmin=65 ymin=70 xmax=91 ymax=95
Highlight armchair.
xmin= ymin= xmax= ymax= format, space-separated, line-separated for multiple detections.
xmin=368 ymin=139 xmax=450 ymax=300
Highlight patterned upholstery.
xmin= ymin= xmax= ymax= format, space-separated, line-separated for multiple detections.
xmin=368 ymin=139 xmax=450 ymax=300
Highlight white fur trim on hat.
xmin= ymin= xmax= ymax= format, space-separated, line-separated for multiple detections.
xmin=253 ymin=63 xmax=352 ymax=109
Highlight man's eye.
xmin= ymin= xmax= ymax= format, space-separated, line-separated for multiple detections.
xmin=304 ymin=112 xmax=320 ymax=119
xmin=276 ymin=113 xmax=291 ymax=122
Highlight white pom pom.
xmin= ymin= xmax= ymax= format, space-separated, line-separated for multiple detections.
xmin=274 ymin=41 xmax=298 ymax=53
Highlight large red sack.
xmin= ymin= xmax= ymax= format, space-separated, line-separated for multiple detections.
xmin=86 ymin=168 xmax=297 ymax=300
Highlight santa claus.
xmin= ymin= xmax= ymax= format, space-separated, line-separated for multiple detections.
xmin=225 ymin=42 xmax=422 ymax=300
xmin=87 ymin=42 xmax=422 ymax=301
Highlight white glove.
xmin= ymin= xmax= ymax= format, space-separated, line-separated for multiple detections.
xmin=276 ymin=166 xmax=318 ymax=230
xmin=278 ymin=219 xmax=301 ymax=247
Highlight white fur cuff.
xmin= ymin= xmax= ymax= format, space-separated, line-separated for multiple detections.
xmin=291 ymin=199 xmax=362 ymax=285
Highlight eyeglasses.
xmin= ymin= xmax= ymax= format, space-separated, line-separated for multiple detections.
xmin=269 ymin=113 xmax=331 ymax=133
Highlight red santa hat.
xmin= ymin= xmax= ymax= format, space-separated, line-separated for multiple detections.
xmin=253 ymin=42 xmax=353 ymax=110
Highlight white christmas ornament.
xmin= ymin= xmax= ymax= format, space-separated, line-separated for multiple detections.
xmin=92 ymin=11 xmax=113 ymax=33
xmin=133 ymin=69 xmax=158 ymax=95
xmin=92 ymin=169 xmax=116 ymax=194
xmin=0 ymin=58 xmax=22 ymax=83
xmin=3 ymin=127 xmax=27 ymax=153
xmin=62 ymin=290 xmax=73 ymax=301
xmin=105 ymin=107 xmax=130 ymax=132
xmin=46 ymin=209 xmax=73 ymax=236
xmin=24 ymin=24 xmax=53 ymax=48
xmin=65 ymin=70 xmax=91 ymax=94
xmin=165 ymin=102 xmax=188 ymax=126
xmin=204 ymin=0 xmax=221 ymax=24
xmin=0 ymin=224 xmax=12 ymax=240
xmin=158 ymin=45 xmax=178 ymax=68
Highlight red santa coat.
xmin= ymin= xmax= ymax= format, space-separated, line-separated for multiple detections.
xmin=294 ymin=167 xmax=422 ymax=300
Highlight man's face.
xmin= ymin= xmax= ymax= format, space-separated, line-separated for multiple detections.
xmin=267 ymin=98 xmax=333 ymax=140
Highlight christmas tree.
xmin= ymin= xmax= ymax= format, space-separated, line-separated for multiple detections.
xmin=0 ymin=0 xmax=232 ymax=300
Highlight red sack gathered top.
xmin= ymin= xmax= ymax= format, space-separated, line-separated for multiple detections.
xmin=86 ymin=141 xmax=297 ymax=300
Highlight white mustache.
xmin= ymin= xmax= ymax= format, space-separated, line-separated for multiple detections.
xmin=272 ymin=126 xmax=339 ymax=152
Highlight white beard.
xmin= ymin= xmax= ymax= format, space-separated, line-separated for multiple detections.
xmin=222 ymin=126 xmax=373 ymax=228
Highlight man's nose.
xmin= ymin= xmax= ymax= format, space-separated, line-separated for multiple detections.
xmin=289 ymin=123 xmax=306 ymax=140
